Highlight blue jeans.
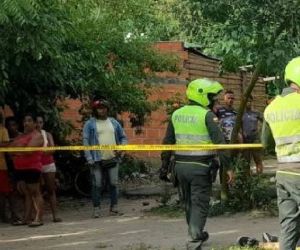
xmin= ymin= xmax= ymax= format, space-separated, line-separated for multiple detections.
xmin=90 ymin=163 xmax=119 ymax=208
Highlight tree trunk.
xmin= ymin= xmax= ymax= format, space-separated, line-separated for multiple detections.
xmin=221 ymin=62 xmax=262 ymax=201
xmin=230 ymin=62 xmax=262 ymax=144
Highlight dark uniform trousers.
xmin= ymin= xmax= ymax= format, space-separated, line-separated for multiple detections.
xmin=276 ymin=171 xmax=300 ymax=250
xmin=175 ymin=161 xmax=212 ymax=241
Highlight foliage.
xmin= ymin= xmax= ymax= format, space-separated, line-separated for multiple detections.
xmin=149 ymin=204 xmax=184 ymax=218
xmin=266 ymin=79 xmax=284 ymax=99
xmin=171 ymin=0 xmax=300 ymax=146
xmin=119 ymin=154 xmax=149 ymax=180
xmin=261 ymin=121 xmax=276 ymax=156
xmin=219 ymin=247 xmax=263 ymax=250
xmin=227 ymin=155 xmax=277 ymax=213
xmin=208 ymin=200 xmax=230 ymax=217
xmin=169 ymin=1 xmax=300 ymax=199
xmin=163 ymin=92 xmax=186 ymax=123
xmin=150 ymin=155 xmax=278 ymax=218
xmin=209 ymin=155 xmax=277 ymax=216
xmin=174 ymin=0 xmax=300 ymax=75
xmin=0 ymin=0 xmax=177 ymax=140
xmin=149 ymin=0 xmax=183 ymax=40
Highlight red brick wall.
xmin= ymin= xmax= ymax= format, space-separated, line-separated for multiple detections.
xmin=120 ymin=84 xmax=186 ymax=157
xmin=56 ymin=41 xmax=268 ymax=158
xmin=62 ymin=42 xmax=190 ymax=157
xmin=1 ymin=41 xmax=267 ymax=159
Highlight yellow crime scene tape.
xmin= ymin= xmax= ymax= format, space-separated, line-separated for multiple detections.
xmin=0 ymin=144 xmax=263 ymax=152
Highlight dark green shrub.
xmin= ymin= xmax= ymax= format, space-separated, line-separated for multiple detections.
xmin=119 ymin=154 xmax=148 ymax=180
xmin=227 ymin=155 xmax=277 ymax=212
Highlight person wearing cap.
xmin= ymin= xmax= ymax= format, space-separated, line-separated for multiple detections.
xmin=83 ymin=99 xmax=127 ymax=218
xmin=160 ymin=78 xmax=234 ymax=250
xmin=263 ymin=57 xmax=300 ymax=250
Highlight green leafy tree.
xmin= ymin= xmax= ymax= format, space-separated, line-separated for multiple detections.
xmin=0 ymin=0 xmax=177 ymax=140
xmin=170 ymin=0 xmax=300 ymax=199
xmin=173 ymin=0 xmax=300 ymax=141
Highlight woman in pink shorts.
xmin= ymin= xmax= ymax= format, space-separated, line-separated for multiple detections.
xmin=36 ymin=116 xmax=61 ymax=222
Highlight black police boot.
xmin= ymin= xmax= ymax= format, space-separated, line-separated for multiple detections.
xmin=186 ymin=240 xmax=202 ymax=250
xmin=186 ymin=231 xmax=209 ymax=250
xmin=200 ymin=231 xmax=209 ymax=242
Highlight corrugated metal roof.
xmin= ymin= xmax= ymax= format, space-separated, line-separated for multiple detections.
xmin=183 ymin=42 xmax=220 ymax=61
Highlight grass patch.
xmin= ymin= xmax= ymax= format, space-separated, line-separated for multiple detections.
xmin=222 ymin=247 xmax=263 ymax=250
xmin=123 ymin=245 xmax=264 ymax=250
xmin=122 ymin=243 xmax=159 ymax=250
xmin=148 ymin=204 xmax=184 ymax=218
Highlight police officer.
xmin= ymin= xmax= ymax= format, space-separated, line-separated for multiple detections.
xmin=160 ymin=78 xmax=234 ymax=250
xmin=263 ymin=57 xmax=300 ymax=250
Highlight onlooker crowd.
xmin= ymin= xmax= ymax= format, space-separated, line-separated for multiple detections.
xmin=215 ymin=90 xmax=264 ymax=174
xmin=0 ymin=98 xmax=128 ymax=226
xmin=0 ymin=93 xmax=263 ymax=227
xmin=0 ymin=113 xmax=61 ymax=227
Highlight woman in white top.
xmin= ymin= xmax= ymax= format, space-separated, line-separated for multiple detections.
xmin=36 ymin=116 xmax=62 ymax=222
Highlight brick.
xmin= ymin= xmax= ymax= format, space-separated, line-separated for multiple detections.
xmin=154 ymin=41 xmax=183 ymax=52
xmin=131 ymin=129 xmax=146 ymax=139
xmin=148 ymin=112 xmax=164 ymax=120
xmin=146 ymin=129 xmax=160 ymax=138
xmin=177 ymin=51 xmax=189 ymax=60
xmin=128 ymin=138 xmax=144 ymax=144
xmin=159 ymin=128 xmax=167 ymax=138
xmin=142 ymin=138 xmax=160 ymax=144
xmin=54 ymin=41 xmax=268 ymax=158
xmin=170 ymin=42 xmax=184 ymax=51
xmin=124 ymin=129 xmax=134 ymax=138
xmin=148 ymin=120 xmax=165 ymax=128
xmin=152 ymin=152 xmax=161 ymax=157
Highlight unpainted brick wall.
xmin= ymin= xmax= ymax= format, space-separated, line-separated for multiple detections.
xmin=0 ymin=41 xmax=267 ymax=160
xmin=62 ymin=42 xmax=189 ymax=157
xmin=58 ymin=41 xmax=268 ymax=158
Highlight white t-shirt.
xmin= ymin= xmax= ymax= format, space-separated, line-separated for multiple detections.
xmin=96 ymin=119 xmax=116 ymax=160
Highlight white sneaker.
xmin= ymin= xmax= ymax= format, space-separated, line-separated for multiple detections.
xmin=93 ymin=207 xmax=101 ymax=218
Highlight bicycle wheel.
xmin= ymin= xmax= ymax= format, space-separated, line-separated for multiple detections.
xmin=56 ymin=168 xmax=74 ymax=194
xmin=74 ymin=167 xmax=91 ymax=197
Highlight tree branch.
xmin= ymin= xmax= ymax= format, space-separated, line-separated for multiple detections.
xmin=230 ymin=61 xmax=263 ymax=144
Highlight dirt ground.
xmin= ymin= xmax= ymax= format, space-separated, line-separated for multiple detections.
xmin=0 ymin=158 xmax=282 ymax=250
xmin=0 ymin=196 xmax=280 ymax=250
